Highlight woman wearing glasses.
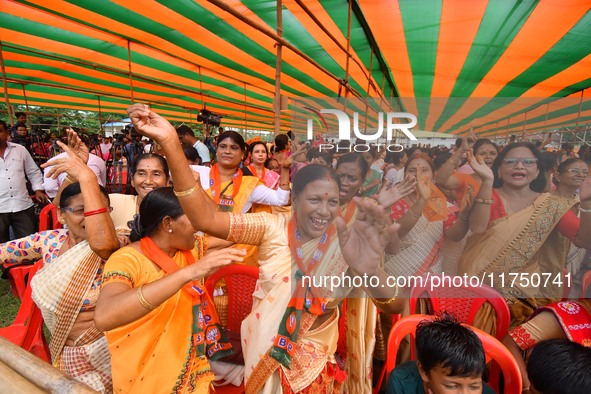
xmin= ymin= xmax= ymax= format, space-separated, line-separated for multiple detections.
xmin=1 ymin=136 xmax=119 ymax=393
xmin=551 ymin=158 xmax=591 ymax=296
xmin=459 ymin=142 xmax=591 ymax=326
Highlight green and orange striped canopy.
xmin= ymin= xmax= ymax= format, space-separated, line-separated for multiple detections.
xmin=1 ymin=0 xmax=590 ymax=137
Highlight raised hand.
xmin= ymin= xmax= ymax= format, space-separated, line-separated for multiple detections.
xmin=416 ymin=166 xmax=432 ymax=201
xmin=67 ymin=130 xmax=89 ymax=164
xmin=466 ymin=149 xmax=494 ymax=182
xmin=188 ymin=247 xmax=246 ymax=281
xmin=376 ymin=176 xmax=416 ymax=209
xmin=127 ymin=104 xmax=177 ymax=144
xmin=281 ymin=154 xmax=292 ymax=169
xmin=41 ymin=140 xmax=95 ymax=182
xmin=336 ymin=197 xmax=400 ymax=276
xmin=467 ymin=127 xmax=478 ymax=144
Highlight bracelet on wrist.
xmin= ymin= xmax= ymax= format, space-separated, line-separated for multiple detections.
xmin=373 ymin=286 xmax=399 ymax=306
xmin=474 ymin=198 xmax=493 ymax=204
xmin=137 ymin=284 xmax=157 ymax=311
xmin=83 ymin=207 xmax=109 ymax=217
xmin=174 ymin=183 xmax=199 ymax=197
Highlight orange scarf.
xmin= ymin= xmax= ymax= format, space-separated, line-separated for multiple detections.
xmin=209 ymin=164 xmax=243 ymax=211
xmin=247 ymin=164 xmax=266 ymax=179
xmin=139 ymin=237 xmax=233 ymax=360
xmin=270 ymin=218 xmax=336 ymax=368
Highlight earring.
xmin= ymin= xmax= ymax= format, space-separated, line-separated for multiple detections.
xmin=168 ymin=229 xmax=173 ymax=233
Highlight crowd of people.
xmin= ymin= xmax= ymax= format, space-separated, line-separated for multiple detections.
xmin=0 ymin=105 xmax=590 ymax=393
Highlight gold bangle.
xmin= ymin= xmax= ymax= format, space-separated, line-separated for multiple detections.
xmin=173 ymin=183 xmax=199 ymax=198
xmin=373 ymin=286 xmax=399 ymax=306
xmin=65 ymin=175 xmax=75 ymax=183
xmin=407 ymin=209 xmax=421 ymax=219
xmin=137 ymin=284 xmax=157 ymax=311
xmin=474 ymin=198 xmax=493 ymax=204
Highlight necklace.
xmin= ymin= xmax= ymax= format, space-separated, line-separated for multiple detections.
xmin=500 ymin=189 xmax=535 ymax=214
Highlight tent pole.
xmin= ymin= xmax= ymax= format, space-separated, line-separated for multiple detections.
xmin=127 ymin=40 xmax=135 ymax=103
xmin=543 ymin=103 xmax=549 ymax=133
xmin=343 ymin=0 xmax=353 ymax=101
xmin=243 ymin=83 xmax=248 ymax=131
xmin=521 ymin=112 xmax=527 ymax=141
xmin=98 ymin=96 xmax=103 ymax=134
xmin=0 ymin=41 xmax=14 ymax=124
xmin=274 ymin=0 xmax=283 ymax=136
xmin=574 ymin=89 xmax=584 ymax=141
xmin=362 ymin=49 xmax=374 ymax=133
xmin=21 ymin=84 xmax=30 ymax=130
xmin=198 ymin=66 xmax=204 ymax=106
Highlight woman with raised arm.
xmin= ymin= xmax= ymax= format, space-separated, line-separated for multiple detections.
xmin=95 ymin=187 xmax=246 ymax=393
xmin=435 ymin=137 xmax=499 ymax=207
xmin=126 ymin=104 xmax=406 ymax=393
xmin=334 ymin=152 xmax=414 ymax=393
xmin=384 ymin=153 xmax=480 ymax=279
xmin=461 ymin=142 xmax=591 ymax=325
xmin=2 ymin=133 xmax=119 ymax=393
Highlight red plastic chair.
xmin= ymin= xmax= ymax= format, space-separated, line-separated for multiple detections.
xmin=7 ymin=263 xmax=37 ymax=299
xmin=382 ymin=314 xmax=522 ymax=394
xmin=374 ymin=276 xmax=511 ymax=393
xmin=0 ymin=260 xmax=51 ymax=362
xmin=409 ymin=275 xmax=510 ymax=340
xmin=205 ymin=264 xmax=259 ymax=333
xmin=582 ymin=270 xmax=591 ymax=298
xmin=205 ymin=265 xmax=258 ymax=393
xmin=38 ymin=203 xmax=62 ymax=232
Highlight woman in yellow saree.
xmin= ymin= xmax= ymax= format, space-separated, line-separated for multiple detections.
xmin=125 ymin=104 xmax=407 ymax=394
xmin=95 ymin=188 xmax=246 ymax=393
xmin=461 ymin=142 xmax=591 ymax=326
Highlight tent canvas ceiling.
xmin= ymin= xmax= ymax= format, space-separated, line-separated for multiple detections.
xmin=1 ymin=0 xmax=590 ymax=138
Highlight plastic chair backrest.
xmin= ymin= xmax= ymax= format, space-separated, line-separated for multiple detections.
xmin=582 ymin=270 xmax=591 ymax=298
xmin=38 ymin=203 xmax=62 ymax=232
xmin=0 ymin=260 xmax=51 ymax=362
xmin=385 ymin=314 xmax=522 ymax=394
xmin=7 ymin=263 xmax=36 ymax=299
xmin=205 ymin=264 xmax=259 ymax=333
xmin=409 ymin=275 xmax=510 ymax=340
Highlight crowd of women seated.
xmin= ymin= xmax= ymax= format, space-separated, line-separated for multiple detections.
xmin=1 ymin=106 xmax=590 ymax=393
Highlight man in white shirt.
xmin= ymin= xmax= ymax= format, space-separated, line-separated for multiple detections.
xmin=42 ymin=150 xmax=107 ymax=199
xmin=0 ymin=120 xmax=49 ymax=242
xmin=177 ymin=125 xmax=211 ymax=167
